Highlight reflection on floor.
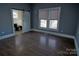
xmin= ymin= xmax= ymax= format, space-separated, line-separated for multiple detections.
xmin=16 ymin=31 xmax=23 ymax=35
xmin=0 ymin=31 xmax=77 ymax=56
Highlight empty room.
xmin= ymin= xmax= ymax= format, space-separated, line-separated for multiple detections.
xmin=0 ymin=3 xmax=79 ymax=56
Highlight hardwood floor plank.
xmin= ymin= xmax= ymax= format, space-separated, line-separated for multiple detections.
xmin=0 ymin=31 xmax=77 ymax=56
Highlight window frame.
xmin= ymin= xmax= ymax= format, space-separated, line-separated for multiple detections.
xmin=38 ymin=7 xmax=61 ymax=31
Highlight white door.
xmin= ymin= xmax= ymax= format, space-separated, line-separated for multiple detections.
xmin=23 ymin=11 xmax=30 ymax=33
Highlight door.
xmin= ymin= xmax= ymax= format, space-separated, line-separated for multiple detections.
xmin=23 ymin=11 xmax=30 ymax=33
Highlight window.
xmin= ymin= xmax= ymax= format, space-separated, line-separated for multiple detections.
xmin=40 ymin=19 xmax=47 ymax=28
xmin=13 ymin=10 xmax=18 ymax=19
xmin=39 ymin=7 xmax=60 ymax=30
xmin=49 ymin=20 xmax=58 ymax=29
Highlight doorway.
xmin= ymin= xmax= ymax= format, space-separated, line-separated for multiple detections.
xmin=12 ymin=9 xmax=31 ymax=35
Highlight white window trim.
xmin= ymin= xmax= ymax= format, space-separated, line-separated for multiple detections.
xmin=38 ymin=7 xmax=61 ymax=32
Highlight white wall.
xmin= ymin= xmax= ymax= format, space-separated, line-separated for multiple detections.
xmin=13 ymin=9 xmax=23 ymax=26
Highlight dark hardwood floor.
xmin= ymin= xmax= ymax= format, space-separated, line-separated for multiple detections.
xmin=0 ymin=31 xmax=77 ymax=56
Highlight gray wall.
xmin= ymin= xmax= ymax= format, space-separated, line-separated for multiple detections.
xmin=0 ymin=3 xmax=30 ymax=36
xmin=31 ymin=3 xmax=78 ymax=36
xmin=76 ymin=20 xmax=79 ymax=48
xmin=76 ymin=6 xmax=79 ymax=48
xmin=0 ymin=3 xmax=78 ymax=37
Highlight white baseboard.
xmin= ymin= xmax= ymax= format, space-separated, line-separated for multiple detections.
xmin=31 ymin=29 xmax=75 ymax=39
xmin=0 ymin=33 xmax=15 ymax=40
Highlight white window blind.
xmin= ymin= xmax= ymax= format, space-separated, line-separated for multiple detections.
xmin=39 ymin=9 xmax=48 ymax=28
xmin=48 ymin=7 xmax=60 ymax=29
xmin=49 ymin=7 xmax=60 ymax=20
xmin=39 ymin=9 xmax=48 ymax=19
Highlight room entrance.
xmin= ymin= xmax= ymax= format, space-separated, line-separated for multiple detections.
xmin=12 ymin=9 xmax=30 ymax=35
xmin=12 ymin=9 xmax=23 ymax=35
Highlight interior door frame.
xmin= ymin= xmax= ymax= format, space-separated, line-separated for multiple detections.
xmin=11 ymin=8 xmax=25 ymax=35
xmin=22 ymin=11 xmax=31 ymax=33
xmin=11 ymin=8 xmax=31 ymax=35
